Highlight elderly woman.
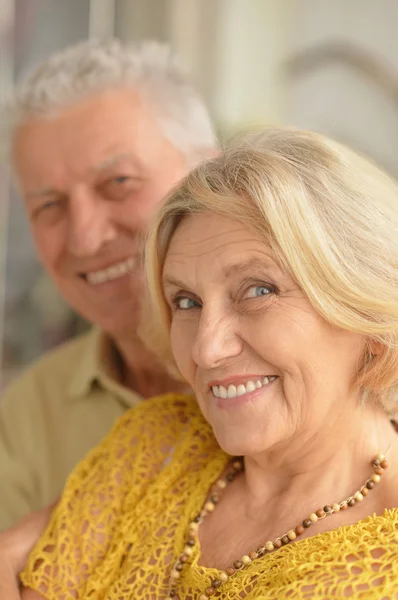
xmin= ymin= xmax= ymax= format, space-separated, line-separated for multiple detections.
xmin=21 ymin=128 xmax=398 ymax=599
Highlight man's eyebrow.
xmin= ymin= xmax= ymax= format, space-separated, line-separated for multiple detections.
xmin=25 ymin=188 xmax=59 ymax=200
xmin=25 ymin=154 xmax=141 ymax=198
xmin=94 ymin=153 xmax=140 ymax=173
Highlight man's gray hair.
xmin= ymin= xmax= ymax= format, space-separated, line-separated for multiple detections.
xmin=5 ymin=38 xmax=217 ymax=159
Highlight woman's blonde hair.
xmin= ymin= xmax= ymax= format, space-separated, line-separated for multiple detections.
xmin=145 ymin=126 xmax=398 ymax=409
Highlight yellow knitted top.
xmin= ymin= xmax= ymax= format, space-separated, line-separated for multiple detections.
xmin=21 ymin=394 xmax=398 ymax=599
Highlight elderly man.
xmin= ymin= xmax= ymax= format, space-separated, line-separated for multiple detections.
xmin=0 ymin=37 xmax=216 ymax=595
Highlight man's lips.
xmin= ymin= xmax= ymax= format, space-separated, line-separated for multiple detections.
xmin=80 ymin=256 xmax=138 ymax=285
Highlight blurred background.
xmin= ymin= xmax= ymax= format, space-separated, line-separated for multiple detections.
xmin=1 ymin=0 xmax=398 ymax=388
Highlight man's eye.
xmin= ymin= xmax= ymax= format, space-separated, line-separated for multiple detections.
xmin=33 ymin=200 xmax=60 ymax=218
xmin=245 ymin=284 xmax=275 ymax=298
xmin=112 ymin=176 xmax=130 ymax=185
xmin=100 ymin=175 xmax=140 ymax=200
xmin=174 ymin=296 xmax=201 ymax=310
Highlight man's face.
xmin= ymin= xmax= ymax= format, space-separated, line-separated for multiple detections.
xmin=12 ymin=89 xmax=189 ymax=338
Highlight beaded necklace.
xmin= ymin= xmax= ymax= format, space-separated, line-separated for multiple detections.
xmin=166 ymin=452 xmax=389 ymax=599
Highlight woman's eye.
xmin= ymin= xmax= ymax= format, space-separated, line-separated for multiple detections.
xmin=245 ymin=284 xmax=274 ymax=299
xmin=174 ymin=296 xmax=200 ymax=310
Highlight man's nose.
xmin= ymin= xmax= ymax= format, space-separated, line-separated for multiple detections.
xmin=192 ymin=308 xmax=243 ymax=369
xmin=66 ymin=187 xmax=117 ymax=257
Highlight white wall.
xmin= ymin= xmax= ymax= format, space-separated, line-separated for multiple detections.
xmin=285 ymin=0 xmax=398 ymax=175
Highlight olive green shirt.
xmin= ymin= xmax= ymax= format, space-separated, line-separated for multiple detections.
xmin=0 ymin=328 xmax=141 ymax=531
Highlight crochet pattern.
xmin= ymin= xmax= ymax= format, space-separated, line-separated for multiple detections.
xmin=21 ymin=394 xmax=398 ymax=599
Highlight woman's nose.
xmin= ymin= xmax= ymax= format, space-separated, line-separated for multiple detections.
xmin=191 ymin=309 xmax=242 ymax=369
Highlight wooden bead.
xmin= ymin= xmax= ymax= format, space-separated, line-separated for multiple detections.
xmin=189 ymin=522 xmax=199 ymax=532
xmin=169 ymin=591 xmax=177 ymax=598
xmin=233 ymin=460 xmax=243 ymax=470
xmin=241 ymin=555 xmax=251 ymax=566
xmin=324 ymin=505 xmax=333 ymax=513
xmin=309 ymin=513 xmax=318 ymax=523
xmin=376 ymin=453 xmax=385 ymax=462
xmin=332 ymin=503 xmax=340 ymax=513
xmin=295 ymin=525 xmax=305 ymax=536
xmin=204 ymin=502 xmax=215 ymax=512
xmin=175 ymin=563 xmax=183 ymax=572
xmin=200 ymin=595 xmax=208 ymax=600
xmin=303 ymin=518 xmax=312 ymax=528
xmin=273 ymin=539 xmax=282 ymax=549
xmin=205 ymin=587 xmax=215 ymax=596
xmin=371 ymin=459 xmax=380 ymax=468
xmin=281 ymin=535 xmax=290 ymax=545
xmin=211 ymin=579 xmax=222 ymax=588
xmin=216 ymin=479 xmax=227 ymax=489
xmin=233 ymin=560 xmax=243 ymax=570
xmin=256 ymin=546 xmax=266 ymax=556
xmin=347 ymin=498 xmax=356 ymax=507
xmin=183 ymin=546 xmax=193 ymax=556
xmin=316 ymin=509 xmax=325 ymax=518
xmin=170 ymin=570 xmax=180 ymax=579
xmin=287 ymin=530 xmax=297 ymax=541
xmin=361 ymin=486 xmax=369 ymax=496
xmin=226 ymin=567 xmax=235 ymax=576
xmin=374 ymin=466 xmax=384 ymax=475
xmin=210 ymin=494 xmax=219 ymax=504
xmin=371 ymin=473 xmax=381 ymax=483
xmin=249 ymin=551 xmax=258 ymax=560
xmin=380 ymin=459 xmax=388 ymax=469
xmin=354 ymin=491 xmax=364 ymax=502
xmin=340 ymin=503 xmax=348 ymax=510
xmin=219 ymin=572 xmax=229 ymax=583
xmin=265 ymin=541 xmax=274 ymax=552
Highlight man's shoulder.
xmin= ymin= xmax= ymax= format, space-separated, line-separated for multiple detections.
xmin=111 ymin=392 xmax=207 ymax=441
xmin=1 ymin=329 xmax=94 ymax=402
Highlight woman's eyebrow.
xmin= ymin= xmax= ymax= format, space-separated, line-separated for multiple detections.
xmin=162 ymin=275 xmax=188 ymax=290
xmin=223 ymin=256 xmax=276 ymax=278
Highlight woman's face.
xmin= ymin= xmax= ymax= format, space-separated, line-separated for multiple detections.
xmin=162 ymin=213 xmax=366 ymax=457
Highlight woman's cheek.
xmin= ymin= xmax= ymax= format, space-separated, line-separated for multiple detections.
xmin=170 ymin=318 xmax=197 ymax=384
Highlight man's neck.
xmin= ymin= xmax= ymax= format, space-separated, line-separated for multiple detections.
xmin=113 ymin=334 xmax=187 ymax=399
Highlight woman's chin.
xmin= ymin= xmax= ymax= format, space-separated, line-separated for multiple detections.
xmin=211 ymin=425 xmax=275 ymax=458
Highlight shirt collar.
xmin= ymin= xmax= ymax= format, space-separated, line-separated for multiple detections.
xmin=68 ymin=327 xmax=142 ymax=408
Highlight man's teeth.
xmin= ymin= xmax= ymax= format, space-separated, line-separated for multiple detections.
xmin=212 ymin=376 xmax=277 ymax=399
xmin=86 ymin=257 xmax=137 ymax=285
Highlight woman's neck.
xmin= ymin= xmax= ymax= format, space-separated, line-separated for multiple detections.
xmin=241 ymin=401 xmax=398 ymax=518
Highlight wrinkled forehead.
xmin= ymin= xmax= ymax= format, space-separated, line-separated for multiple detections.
xmin=11 ymin=89 xmax=174 ymax=187
xmin=163 ymin=212 xmax=281 ymax=283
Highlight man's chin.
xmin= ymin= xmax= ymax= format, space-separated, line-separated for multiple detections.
xmin=101 ymin=316 xmax=142 ymax=341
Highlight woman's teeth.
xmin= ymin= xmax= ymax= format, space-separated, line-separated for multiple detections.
xmin=211 ymin=376 xmax=277 ymax=399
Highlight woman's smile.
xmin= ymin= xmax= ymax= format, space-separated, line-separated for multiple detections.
xmin=209 ymin=375 xmax=279 ymax=408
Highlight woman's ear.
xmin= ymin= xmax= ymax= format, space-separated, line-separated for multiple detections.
xmin=367 ymin=339 xmax=384 ymax=358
